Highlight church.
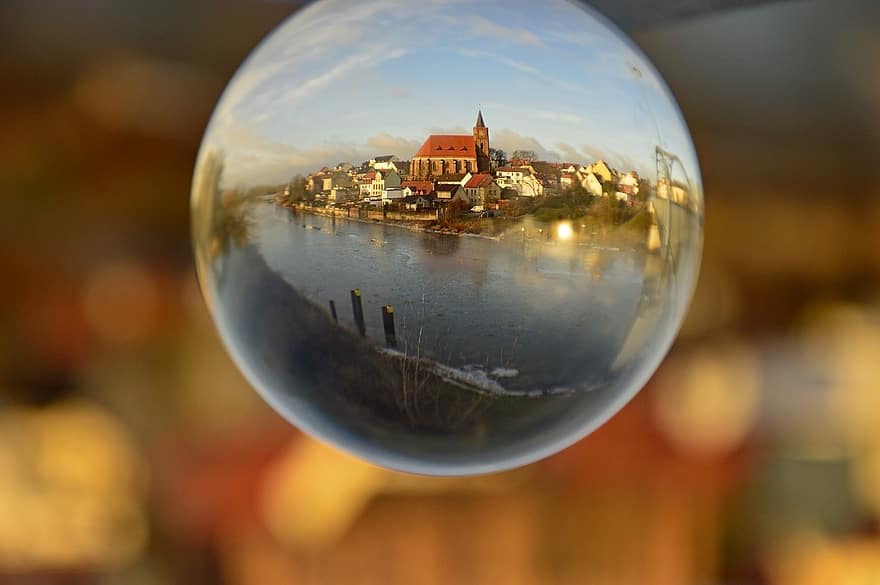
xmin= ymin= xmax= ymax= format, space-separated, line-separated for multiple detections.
xmin=410 ymin=110 xmax=490 ymax=178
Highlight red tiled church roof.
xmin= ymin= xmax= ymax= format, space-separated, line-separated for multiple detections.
xmin=414 ymin=135 xmax=476 ymax=159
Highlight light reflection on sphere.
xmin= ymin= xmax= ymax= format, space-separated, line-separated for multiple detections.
xmin=191 ymin=0 xmax=704 ymax=475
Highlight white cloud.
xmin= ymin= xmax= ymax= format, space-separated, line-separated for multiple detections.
xmin=221 ymin=132 xmax=424 ymax=185
xmin=277 ymin=47 xmax=407 ymax=106
xmin=491 ymin=129 xmax=559 ymax=161
xmin=468 ymin=15 xmax=543 ymax=47
xmin=536 ymin=110 xmax=585 ymax=124
xmin=576 ymin=143 xmax=645 ymax=173
xmin=204 ymin=0 xmax=668 ymax=185
xmin=426 ymin=125 xmax=468 ymax=135
xmin=278 ymin=52 xmax=372 ymax=105
xmin=457 ymin=47 xmax=586 ymax=95
xmin=499 ymin=57 xmax=540 ymax=76
xmin=555 ymin=142 xmax=588 ymax=163
xmin=366 ymin=133 xmax=422 ymax=155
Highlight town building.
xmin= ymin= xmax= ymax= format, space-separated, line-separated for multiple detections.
xmin=410 ymin=111 xmax=490 ymax=178
xmin=582 ymin=171 xmax=604 ymax=197
xmin=401 ymin=180 xmax=434 ymax=195
xmin=618 ymin=171 xmax=640 ymax=196
xmin=530 ymin=161 xmax=561 ymax=190
xmin=322 ymin=172 xmax=352 ymax=193
xmin=496 ymin=167 xmax=544 ymax=197
xmin=370 ymin=155 xmax=409 ymax=174
xmin=359 ymin=171 xmax=377 ymax=198
xmin=370 ymin=155 xmax=397 ymax=170
xmin=371 ymin=169 xmax=401 ymax=200
xmin=382 ymin=187 xmax=406 ymax=203
xmin=329 ymin=186 xmax=357 ymax=204
xmin=436 ymin=173 xmax=470 ymax=186
xmin=401 ymin=193 xmax=438 ymax=211
xmin=463 ymin=173 xmax=502 ymax=209
xmin=560 ymin=172 xmax=578 ymax=190
xmin=583 ymin=160 xmax=617 ymax=183
xmin=435 ymin=183 xmax=466 ymax=203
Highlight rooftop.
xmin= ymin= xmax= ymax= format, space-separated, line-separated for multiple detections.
xmin=465 ymin=173 xmax=495 ymax=189
xmin=414 ymin=135 xmax=476 ymax=159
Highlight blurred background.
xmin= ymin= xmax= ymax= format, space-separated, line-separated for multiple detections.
xmin=1 ymin=0 xmax=879 ymax=583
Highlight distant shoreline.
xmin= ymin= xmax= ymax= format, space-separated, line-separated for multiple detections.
xmin=269 ymin=197 xmax=655 ymax=251
xmin=271 ymin=199 xmax=509 ymax=241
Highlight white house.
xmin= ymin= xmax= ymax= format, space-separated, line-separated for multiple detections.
xmin=560 ymin=172 xmax=578 ymax=189
xmin=495 ymin=167 xmax=543 ymax=196
xmin=382 ymin=187 xmax=406 ymax=203
xmin=371 ymin=170 xmax=401 ymax=200
xmin=618 ymin=171 xmax=640 ymax=196
xmin=370 ymin=155 xmax=398 ymax=171
xmin=496 ymin=167 xmax=527 ymax=188
xmin=519 ymin=173 xmax=544 ymax=197
xmin=360 ymin=171 xmax=377 ymax=197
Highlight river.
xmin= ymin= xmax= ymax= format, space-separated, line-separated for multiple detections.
xmin=253 ymin=202 xmax=652 ymax=393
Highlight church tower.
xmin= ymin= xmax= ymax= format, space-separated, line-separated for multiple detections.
xmin=473 ymin=109 xmax=490 ymax=173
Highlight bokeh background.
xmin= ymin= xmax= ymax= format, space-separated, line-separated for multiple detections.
xmin=2 ymin=0 xmax=880 ymax=583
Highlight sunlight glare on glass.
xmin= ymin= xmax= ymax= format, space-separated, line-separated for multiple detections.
xmin=556 ymin=222 xmax=574 ymax=241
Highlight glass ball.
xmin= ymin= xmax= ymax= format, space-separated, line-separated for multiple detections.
xmin=191 ymin=0 xmax=704 ymax=475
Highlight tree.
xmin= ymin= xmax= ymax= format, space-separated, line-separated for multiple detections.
xmin=489 ymin=148 xmax=507 ymax=170
xmin=448 ymin=198 xmax=466 ymax=219
xmin=563 ymin=181 xmax=591 ymax=202
xmin=511 ymin=149 xmax=537 ymax=163
xmin=289 ymin=174 xmax=308 ymax=201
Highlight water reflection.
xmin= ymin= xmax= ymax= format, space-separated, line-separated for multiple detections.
xmin=191 ymin=0 xmax=703 ymax=474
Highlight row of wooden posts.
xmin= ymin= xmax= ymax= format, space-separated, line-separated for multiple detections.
xmin=329 ymin=289 xmax=397 ymax=348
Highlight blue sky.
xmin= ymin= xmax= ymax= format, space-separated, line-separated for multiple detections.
xmin=202 ymin=0 xmax=701 ymax=188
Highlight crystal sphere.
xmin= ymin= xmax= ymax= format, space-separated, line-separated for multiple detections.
xmin=191 ymin=0 xmax=704 ymax=475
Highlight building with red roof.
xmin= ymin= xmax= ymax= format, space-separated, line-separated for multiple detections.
xmin=401 ymin=180 xmax=434 ymax=195
xmin=410 ymin=111 xmax=490 ymax=178
xmin=463 ymin=173 xmax=502 ymax=209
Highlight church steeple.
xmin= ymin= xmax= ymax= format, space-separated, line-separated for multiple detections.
xmin=473 ymin=109 xmax=490 ymax=172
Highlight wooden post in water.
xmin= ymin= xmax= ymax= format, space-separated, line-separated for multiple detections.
xmin=381 ymin=305 xmax=397 ymax=348
xmin=351 ymin=289 xmax=366 ymax=336
xmin=329 ymin=300 xmax=338 ymax=323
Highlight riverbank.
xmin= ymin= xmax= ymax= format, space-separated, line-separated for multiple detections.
xmin=216 ymin=241 xmax=579 ymax=438
xmin=274 ymin=197 xmax=511 ymax=240
xmin=272 ymin=197 xmax=654 ymax=247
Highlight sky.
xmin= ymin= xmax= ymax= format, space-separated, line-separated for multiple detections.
xmin=200 ymin=0 xmax=701 ymax=188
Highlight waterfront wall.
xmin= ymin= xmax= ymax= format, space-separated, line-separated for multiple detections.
xmin=367 ymin=210 xmax=439 ymax=222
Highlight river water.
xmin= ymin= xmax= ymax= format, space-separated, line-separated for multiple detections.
xmin=253 ymin=202 xmax=651 ymax=394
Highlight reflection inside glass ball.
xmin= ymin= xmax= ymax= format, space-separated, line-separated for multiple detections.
xmin=191 ymin=0 xmax=704 ymax=475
